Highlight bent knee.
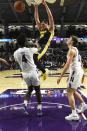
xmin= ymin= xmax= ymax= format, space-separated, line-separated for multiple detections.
xmin=67 ymin=88 xmax=75 ymax=95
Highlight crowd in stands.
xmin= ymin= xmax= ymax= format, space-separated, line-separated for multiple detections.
xmin=0 ymin=25 xmax=87 ymax=70
xmin=0 ymin=25 xmax=87 ymax=39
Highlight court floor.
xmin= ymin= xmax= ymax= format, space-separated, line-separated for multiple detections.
xmin=0 ymin=69 xmax=87 ymax=131
xmin=0 ymin=69 xmax=87 ymax=93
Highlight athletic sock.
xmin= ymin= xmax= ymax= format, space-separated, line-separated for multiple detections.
xmin=37 ymin=104 xmax=42 ymax=110
xmin=81 ymin=102 xmax=86 ymax=107
xmin=72 ymin=109 xmax=77 ymax=115
xmin=24 ymin=100 xmax=28 ymax=107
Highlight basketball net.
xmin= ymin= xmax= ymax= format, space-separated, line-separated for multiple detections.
xmin=26 ymin=0 xmax=56 ymax=6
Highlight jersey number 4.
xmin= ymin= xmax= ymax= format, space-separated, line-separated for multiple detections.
xmin=70 ymin=71 xmax=75 ymax=82
xmin=22 ymin=54 xmax=27 ymax=63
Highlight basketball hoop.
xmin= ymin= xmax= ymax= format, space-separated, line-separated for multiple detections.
xmin=26 ymin=0 xmax=56 ymax=6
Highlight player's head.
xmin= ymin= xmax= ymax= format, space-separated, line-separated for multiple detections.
xmin=40 ymin=19 xmax=48 ymax=30
xmin=67 ymin=35 xmax=78 ymax=47
xmin=17 ymin=33 xmax=27 ymax=47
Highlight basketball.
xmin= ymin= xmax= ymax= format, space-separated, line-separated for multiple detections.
xmin=14 ymin=1 xmax=25 ymax=13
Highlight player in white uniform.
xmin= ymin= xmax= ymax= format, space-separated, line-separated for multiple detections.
xmin=68 ymin=47 xmax=84 ymax=90
xmin=57 ymin=36 xmax=87 ymax=121
xmin=14 ymin=33 xmax=47 ymax=116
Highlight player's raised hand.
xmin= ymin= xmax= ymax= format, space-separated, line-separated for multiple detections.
xmin=42 ymin=0 xmax=46 ymax=5
xmin=33 ymin=2 xmax=39 ymax=7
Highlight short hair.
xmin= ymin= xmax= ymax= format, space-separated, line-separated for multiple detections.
xmin=41 ymin=19 xmax=48 ymax=24
xmin=17 ymin=33 xmax=26 ymax=47
xmin=70 ymin=35 xmax=78 ymax=47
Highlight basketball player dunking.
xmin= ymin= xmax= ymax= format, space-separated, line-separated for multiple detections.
xmin=27 ymin=0 xmax=54 ymax=60
xmin=57 ymin=36 xmax=87 ymax=121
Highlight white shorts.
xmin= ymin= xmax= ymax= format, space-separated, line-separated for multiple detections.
xmin=22 ymin=70 xmax=40 ymax=87
xmin=68 ymin=69 xmax=84 ymax=89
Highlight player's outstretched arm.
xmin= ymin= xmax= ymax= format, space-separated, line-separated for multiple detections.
xmin=42 ymin=0 xmax=54 ymax=32
xmin=57 ymin=50 xmax=74 ymax=84
xmin=0 ymin=58 xmax=9 ymax=66
xmin=34 ymin=2 xmax=41 ymax=30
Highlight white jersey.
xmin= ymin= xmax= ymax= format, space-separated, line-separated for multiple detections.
xmin=69 ymin=47 xmax=82 ymax=71
xmin=14 ymin=47 xmax=38 ymax=73
xmin=68 ymin=47 xmax=84 ymax=89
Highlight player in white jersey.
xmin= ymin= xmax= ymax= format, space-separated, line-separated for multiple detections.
xmin=57 ymin=36 xmax=87 ymax=121
xmin=14 ymin=33 xmax=47 ymax=116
